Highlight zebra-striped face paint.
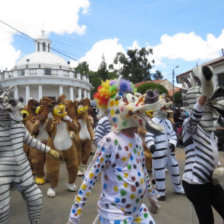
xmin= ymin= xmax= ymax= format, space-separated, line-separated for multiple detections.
xmin=0 ymin=85 xmax=23 ymax=123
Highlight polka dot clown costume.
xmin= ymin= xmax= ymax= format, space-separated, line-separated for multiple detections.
xmin=67 ymin=77 xmax=161 ymax=224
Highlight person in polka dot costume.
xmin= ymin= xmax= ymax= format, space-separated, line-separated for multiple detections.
xmin=67 ymin=77 xmax=161 ymax=224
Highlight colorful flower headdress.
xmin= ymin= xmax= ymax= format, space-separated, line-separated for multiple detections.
xmin=93 ymin=77 xmax=136 ymax=110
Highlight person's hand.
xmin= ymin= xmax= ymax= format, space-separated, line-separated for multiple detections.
xmin=150 ymin=145 xmax=155 ymax=153
xmin=63 ymin=115 xmax=73 ymax=122
xmin=48 ymin=149 xmax=62 ymax=160
xmin=169 ymin=143 xmax=175 ymax=152
xmin=212 ymin=167 xmax=224 ymax=185
xmin=148 ymin=197 xmax=161 ymax=214
xmin=48 ymin=112 xmax=53 ymax=119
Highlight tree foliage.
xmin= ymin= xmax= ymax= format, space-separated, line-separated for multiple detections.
xmin=174 ymin=91 xmax=183 ymax=107
xmin=152 ymin=70 xmax=164 ymax=80
xmin=74 ymin=61 xmax=89 ymax=75
xmin=137 ymin=82 xmax=168 ymax=95
xmin=112 ymin=47 xmax=154 ymax=83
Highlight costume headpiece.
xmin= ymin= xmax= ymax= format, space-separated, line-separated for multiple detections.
xmin=0 ymin=84 xmax=24 ymax=122
xmin=181 ymin=65 xmax=224 ymax=131
xmin=94 ymin=76 xmax=163 ymax=133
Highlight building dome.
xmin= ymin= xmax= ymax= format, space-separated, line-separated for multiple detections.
xmin=16 ymin=51 xmax=68 ymax=67
xmin=0 ymin=33 xmax=91 ymax=103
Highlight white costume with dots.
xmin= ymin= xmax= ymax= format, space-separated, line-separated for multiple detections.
xmin=69 ymin=132 xmax=156 ymax=224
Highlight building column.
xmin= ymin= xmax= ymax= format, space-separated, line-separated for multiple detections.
xmin=69 ymin=87 xmax=74 ymax=101
xmin=84 ymin=89 xmax=87 ymax=98
xmin=78 ymin=87 xmax=82 ymax=99
xmin=25 ymin=86 xmax=30 ymax=104
xmin=38 ymin=85 xmax=42 ymax=100
xmin=59 ymin=85 xmax=63 ymax=95
xmin=14 ymin=86 xmax=18 ymax=99
xmin=87 ymin=91 xmax=90 ymax=99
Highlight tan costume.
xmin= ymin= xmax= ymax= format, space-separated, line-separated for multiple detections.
xmin=73 ymin=98 xmax=94 ymax=175
xmin=29 ymin=97 xmax=54 ymax=184
xmin=137 ymin=126 xmax=152 ymax=172
xmin=21 ymin=99 xmax=39 ymax=172
xmin=45 ymin=94 xmax=79 ymax=197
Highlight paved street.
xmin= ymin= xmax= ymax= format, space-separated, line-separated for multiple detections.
xmin=9 ymin=147 xmax=224 ymax=224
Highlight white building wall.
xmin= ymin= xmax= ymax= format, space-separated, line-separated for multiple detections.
xmin=42 ymin=85 xmax=59 ymax=99
xmin=29 ymin=86 xmax=39 ymax=99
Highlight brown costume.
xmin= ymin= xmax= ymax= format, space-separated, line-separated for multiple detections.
xmin=21 ymin=99 xmax=39 ymax=172
xmin=45 ymin=94 xmax=79 ymax=192
xmin=137 ymin=126 xmax=152 ymax=172
xmin=29 ymin=97 xmax=54 ymax=184
xmin=73 ymin=98 xmax=94 ymax=175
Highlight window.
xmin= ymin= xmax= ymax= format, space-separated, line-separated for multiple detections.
xmin=18 ymin=69 xmax=25 ymax=76
xmin=45 ymin=69 xmax=51 ymax=75
xmin=43 ymin=42 xmax=46 ymax=51
xmin=218 ymin=73 xmax=224 ymax=86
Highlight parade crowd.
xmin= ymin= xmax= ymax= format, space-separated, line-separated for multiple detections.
xmin=1 ymin=65 xmax=224 ymax=224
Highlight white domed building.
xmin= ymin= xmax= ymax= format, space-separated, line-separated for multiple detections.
xmin=0 ymin=34 xmax=92 ymax=103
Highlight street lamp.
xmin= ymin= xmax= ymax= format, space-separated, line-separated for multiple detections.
xmin=172 ymin=65 xmax=179 ymax=105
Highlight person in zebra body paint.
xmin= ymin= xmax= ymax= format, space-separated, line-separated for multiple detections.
xmin=181 ymin=65 xmax=224 ymax=224
xmin=145 ymin=90 xmax=184 ymax=201
xmin=93 ymin=112 xmax=112 ymax=147
xmin=0 ymin=85 xmax=60 ymax=224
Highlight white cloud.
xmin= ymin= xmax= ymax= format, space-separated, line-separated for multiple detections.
xmin=77 ymin=30 xmax=224 ymax=73
xmin=78 ymin=38 xmax=126 ymax=71
xmin=150 ymin=30 xmax=224 ymax=66
xmin=0 ymin=0 xmax=89 ymax=69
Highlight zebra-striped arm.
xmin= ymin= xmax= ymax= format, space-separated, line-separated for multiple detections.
xmin=166 ymin=119 xmax=177 ymax=146
xmin=184 ymin=102 xmax=205 ymax=135
xmin=145 ymin=131 xmax=155 ymax=150
xmin=23 ymin=128 xmax=51 ymax=153
xmin=93 ymin=116 xmax=111 ymax=147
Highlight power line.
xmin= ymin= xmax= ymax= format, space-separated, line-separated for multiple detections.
xmin=0 ymin=19 xmax=79 ymax=61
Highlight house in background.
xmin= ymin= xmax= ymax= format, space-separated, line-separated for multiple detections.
xmin=176 ymin=55 xmax=224 ymax=87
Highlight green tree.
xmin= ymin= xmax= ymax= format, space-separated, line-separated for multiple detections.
xmin=88 ymin=71 xmax=101 ymax=98
xmin=174 ymin=91 xmax=183 ymax=107
xmin=152 ymin=70 xmax=164 ymax=80
xmin=98 ymin=56 xmax=109 ymax=81
xmin=112 ymin=47 xmax=154 ymax=83
xmin=74 ymin=61 xmax=89 ymax=75
xmin=137 ymin=82 xmax=168 ymax=95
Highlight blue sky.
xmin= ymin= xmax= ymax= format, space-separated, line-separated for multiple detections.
xmin=0 ymin=0 xmax=224 ymax=86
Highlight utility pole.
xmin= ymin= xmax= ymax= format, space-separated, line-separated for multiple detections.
xmin=172 ymin=65 xmax=179 ymax=105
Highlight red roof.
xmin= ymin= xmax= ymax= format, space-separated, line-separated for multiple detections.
xmin=135 ymin=80 xmax=164 ymax=87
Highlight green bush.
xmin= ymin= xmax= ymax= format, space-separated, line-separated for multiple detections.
xmin=137 ymin=82 xmax=168 ymax=95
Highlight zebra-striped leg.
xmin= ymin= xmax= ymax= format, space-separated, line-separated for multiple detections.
xmin=167 ymin=153 xmax=184 ymax=193
xmin=21 ymin=182 xmax=42 ymax=224
xmin=153 ymin=155 xmax=167 ymax=197
xmin=0 ymin=184 xmax=10 ymax=224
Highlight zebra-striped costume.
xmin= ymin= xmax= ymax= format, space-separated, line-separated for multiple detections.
xmin=182 ymin=102 xmax=219 ymax=183
xmin=0 ymin=116 xmax=51 ymax=224
xmin=145 ymin=116 xmax=184 ymax=198
xmin=93 ymin=115 xmax=111 ymax=147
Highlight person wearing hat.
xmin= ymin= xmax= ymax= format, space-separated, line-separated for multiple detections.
xmin=145 ymin=90 xmax=184 ymax=201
